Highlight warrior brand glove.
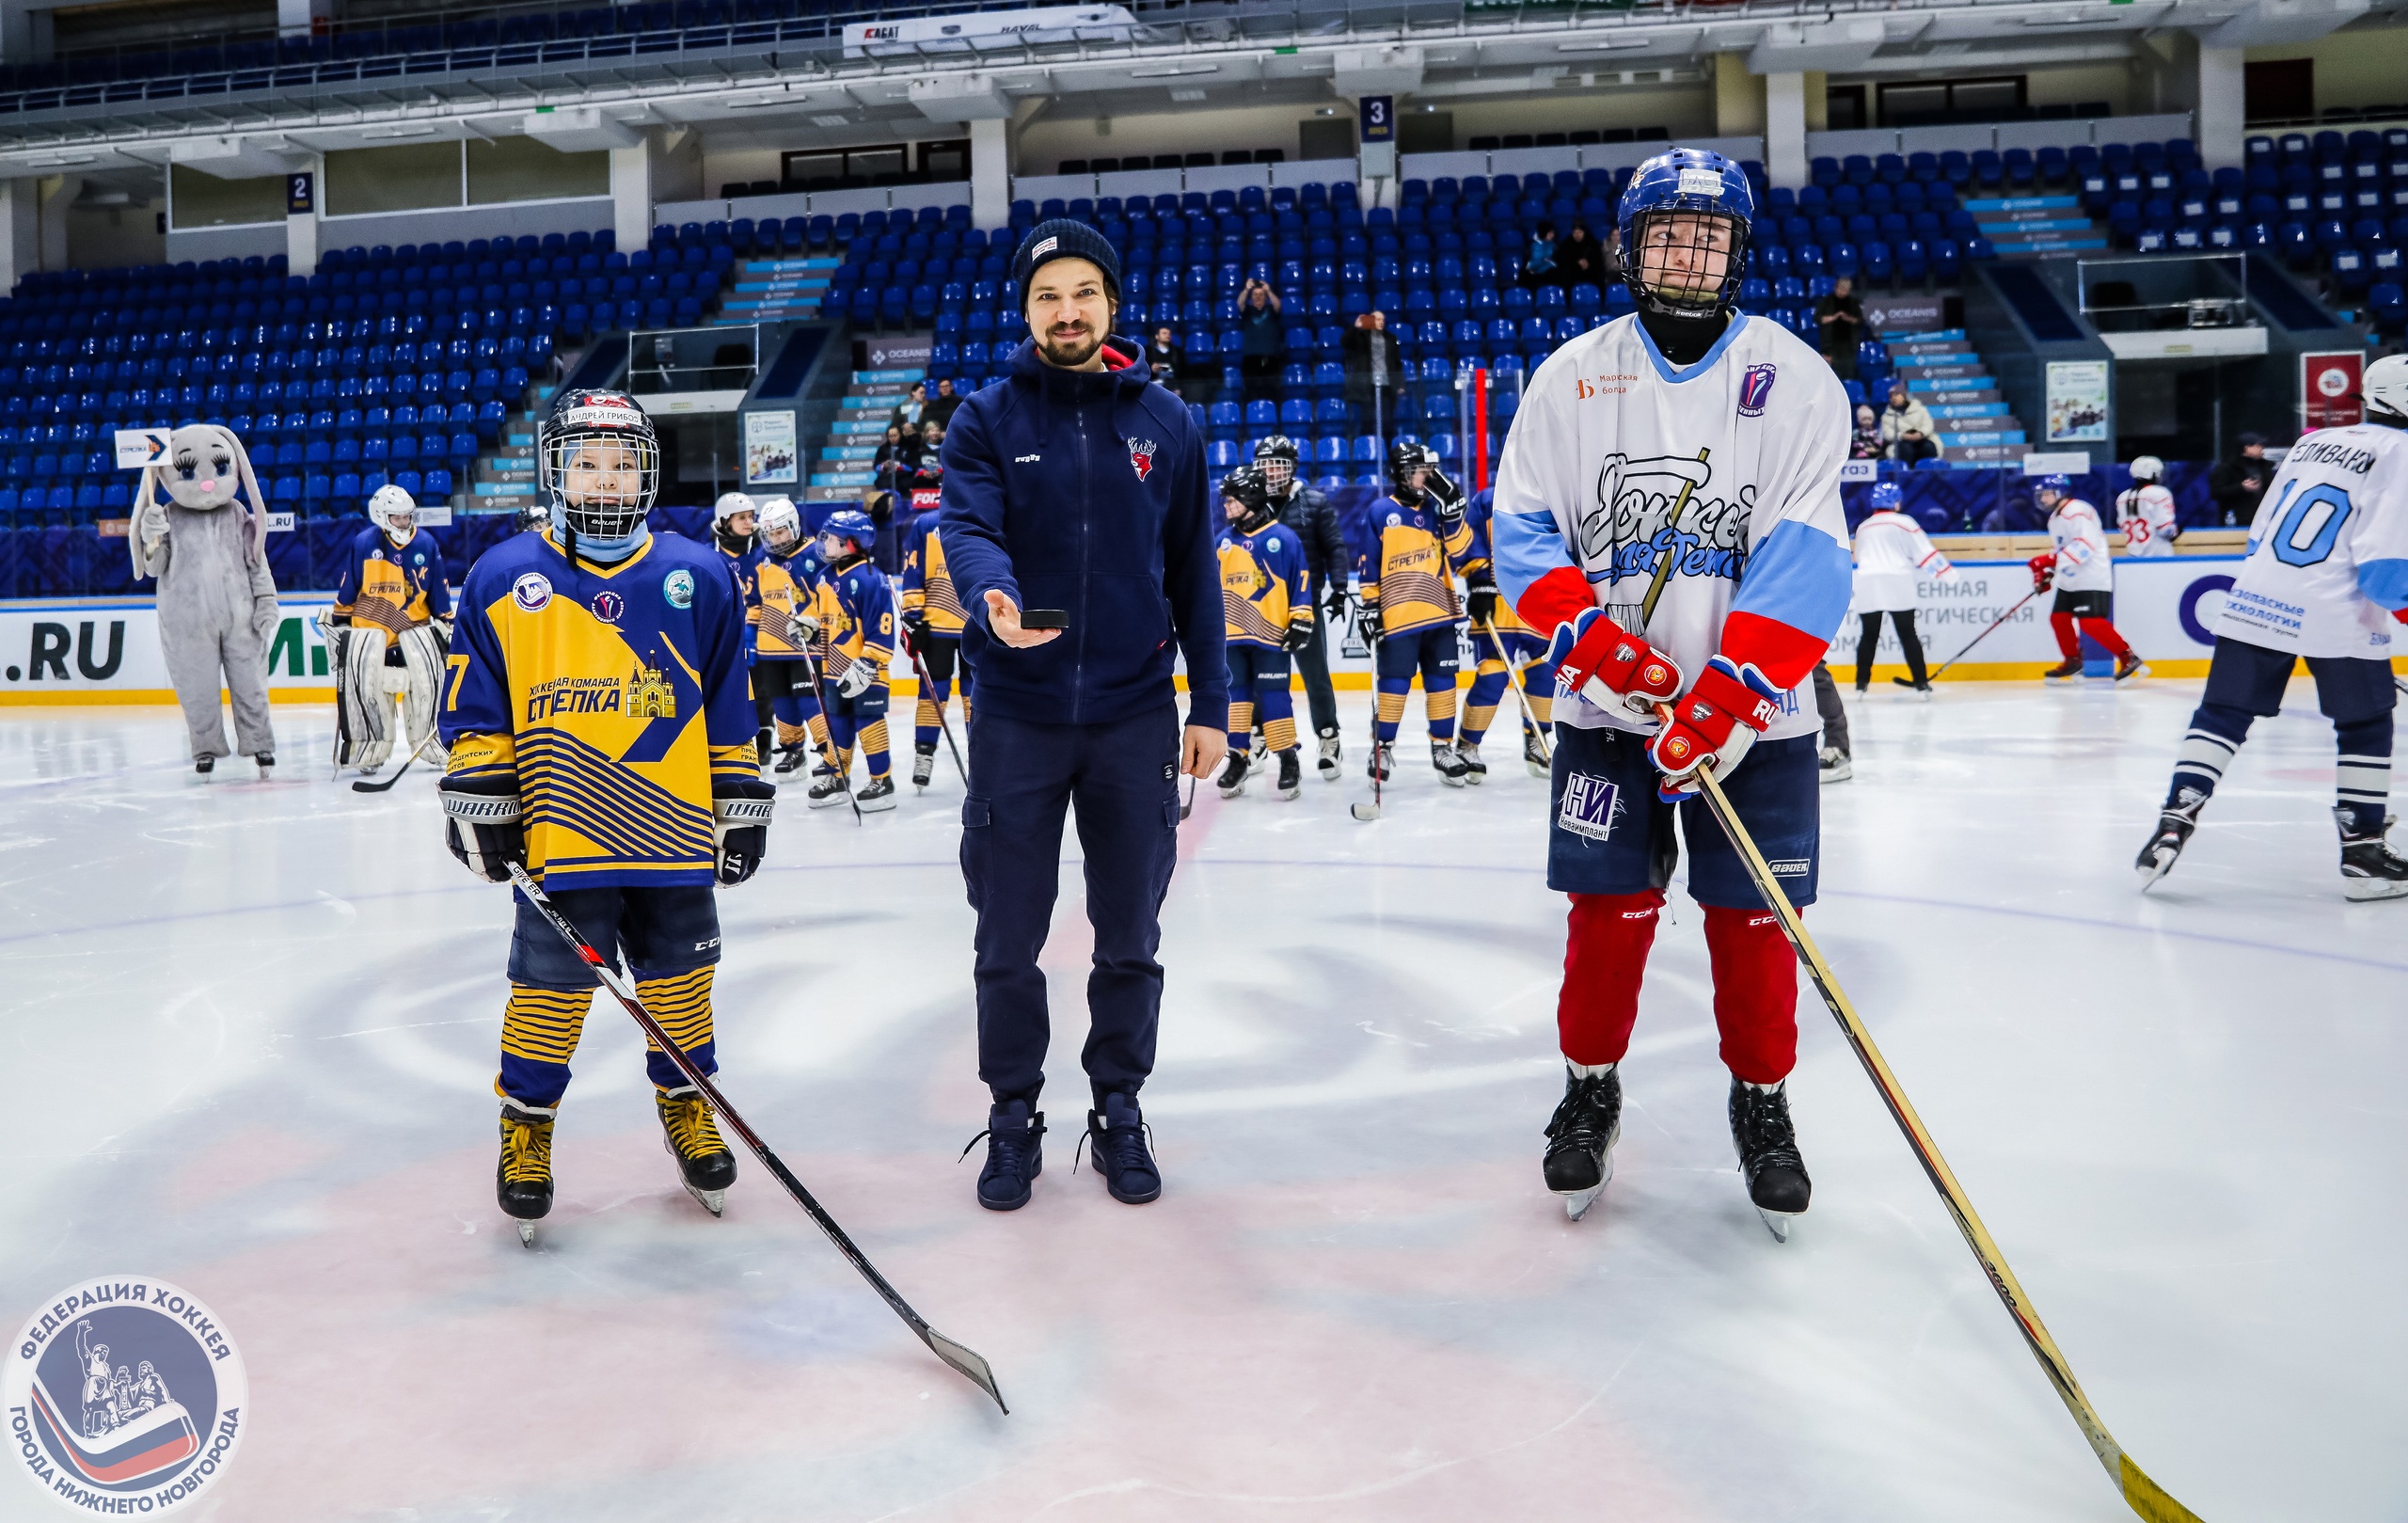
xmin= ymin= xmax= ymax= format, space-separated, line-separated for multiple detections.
xmin=440 ymin=772 xmax=526 ymax=882
xmin=1466 ymin=584 xmax=1499 ymax=627
xmin=2028 ymin=553 xmax=2056 ymax=593
xmin=1282 ymin=614 xmax=1315 ymax=652
xmin=835 ymin=659 xmax=876 ymax=700
xmin=1545 ymin=607 xmax=1683 ymax=717
xmin=1649 ymin=655 xmax=1783 ymax=802
xmin=712 ymin=778 xmax=775 ymax=886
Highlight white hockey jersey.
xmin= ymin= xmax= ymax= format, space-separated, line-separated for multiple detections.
xmin=2048 ymin=498 xmax=2114 ymax=593
xmin=1490 ymin=312 xmax=1854 ymax=743
xmin=2213 ymin=422 xmax=2408 ymax=658
xmin=1851 ymin=509 xmax=1957 ymax=612
xmin=2115 ymin=484 xmax=2178 ymax=558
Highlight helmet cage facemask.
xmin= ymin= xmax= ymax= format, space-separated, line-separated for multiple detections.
xmin=1624 ymin=209 xmax=1748 ymax=323
xmin=545 ymin=431 xmax=658 ymax=541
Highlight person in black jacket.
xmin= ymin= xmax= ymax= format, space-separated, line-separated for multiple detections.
xmin=1254 ymin=435 xmax=1349 ymax=775
xmin=1340 ymin=310 xmax=1402 ymax=435
xmin=938 ymin=218 xmax=1228 ymax=1214
xmin=2209 ymin=432 xmax=2273 ymax=527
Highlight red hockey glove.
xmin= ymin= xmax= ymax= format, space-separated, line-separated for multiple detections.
xmin=2028 ymin=553 xmax=2056 ymax=593
xmin=1649 ymin=655 xmax=1783 ymax=802
xmin=1544 ymin=607 xmax=1684 ymax=717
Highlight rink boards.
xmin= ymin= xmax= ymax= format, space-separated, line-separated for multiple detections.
xmin=0 ymin=555 xmax=2353 ymax=705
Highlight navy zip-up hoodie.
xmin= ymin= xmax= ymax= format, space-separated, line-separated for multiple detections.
xmin=938 ymin=335 xmax=1228 ymax=733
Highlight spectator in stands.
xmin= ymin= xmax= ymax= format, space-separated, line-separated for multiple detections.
xmin=1523 ymin=223 xmax=1559 ymax=290
xmin=1342 ymin=310 xmax=1402 ymax=434
xmin=1851 ymin=405 xmax=1886 ymax=460
xmin=1816 ymin=277 xmax=1863 ymax=382
xmin=873 ymin=423 xmax=920 ymax=494
xmin=2210 ymin=432 xmax=2273 ymax=527
xmin=924 ymin=377 xmax=964 ymax=432
xmin=1148 ymin=325 xmax=1182 ymax=393
xmin=1559 ymin=224 xmax=1605 ymax=291
xmin=1239 ymin=278 xmax=1286 ymax=404
xmin=1880 ymin=380 xmax=1937 ymax=462
xmin=889 ymin=381 xmax=927 ymax=435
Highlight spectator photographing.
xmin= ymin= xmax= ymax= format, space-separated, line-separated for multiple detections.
xmin=1239 ymin=279 xmax=1285 ymax=403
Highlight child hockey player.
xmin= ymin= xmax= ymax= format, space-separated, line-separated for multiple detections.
xmin=899 ymin=490 xmax=973 ymax=787
xmin=1491 ymin=147 xmax=1853 ymax=1237
xmin=752 ymin=497 xmax=827 ymax=778
xmin=1355 ymin=438 xmax=1487 ymax=786
xmin=1256 ymin=434 xmax=1351 ymax=777
xmin=2033 ymin=474 xmax=2147 ymax=682
xmin=712 ymin=491 xmax=771 ymax=761
xmin=2136 ymin=353 xmax=2408 ymax=899
xmin=806 ymin=507 xmax=900 ymax=812
xmin=329 ymin=483 xmax=453 ymax=774
xmin=1849 ymin=480 xmax=1956 ymax=696
xmin=1459 ymin=482 xmax=1558 ymax=780
xmin=2115 ymin=455 xmax=2179 ymax=558
xmin=1213 ymin=464 xmax=1314 ymax=800
xmin=436 ymin=389 xmax=774 ymax=1245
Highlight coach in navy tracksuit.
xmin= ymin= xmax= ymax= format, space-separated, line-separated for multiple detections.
xmin=939 ymin=219 xmax=1228 ymax=1214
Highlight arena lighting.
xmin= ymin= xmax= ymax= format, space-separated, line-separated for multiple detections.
xmin=1127 ymin=63 xmax=1219 ymax=77
xmin=1556 ymin=39 xmax=1651 ymax=51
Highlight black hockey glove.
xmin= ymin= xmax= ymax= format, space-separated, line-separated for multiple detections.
xmin=1323 ymin=582 xmax=1352 ymax=619
xmin=1358 ymin=602 xmax=1383 ymax=642
xmin=1282 ymin=615 xmax=1315 ymax=652
xmin=713 ymin=778 xmax=776 ymax=886
xmin=1466 ymin=584 xmax=1499 ymax=627
xmin=440 ymin=772 xmax=525 ymax=883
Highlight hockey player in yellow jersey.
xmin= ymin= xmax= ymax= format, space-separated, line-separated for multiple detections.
xmin=1352 ymin=438 xmax=1486 ymax=786
xmin=899 ymin=490 xmax=973 ymax=789
xmin=437 ymin=389 xmax=775 ymax=1245
xmin=804 ymin=508 xmax=901 ymax=813
xmin=329 ymin=484 xmax=453 ymax=776
xmin=1214 ymin=465 xmax=1313 ymax=801
xmin=712 ymin=491 xmax=773 ymax=766
xmin=1457 ymin=482 xmax=1557 ymax=781
xmin=752 ymin=497 xmax=831 ymax=779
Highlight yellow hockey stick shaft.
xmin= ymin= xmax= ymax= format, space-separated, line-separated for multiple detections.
xmin=1638 ymin=447 xmax=1712 ymax=627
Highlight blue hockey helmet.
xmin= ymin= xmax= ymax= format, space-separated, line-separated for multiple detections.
xmin=2036 ymin=473 xmax=2071 ymax=498
xmin=1869 ymin=481 xmax=1902 ymax=513
xmin=820 ymin=506 xmax=877 ymax=557
xmin=1616 ymin=149 xmax=1755 ymax=318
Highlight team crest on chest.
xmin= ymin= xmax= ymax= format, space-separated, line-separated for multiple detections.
xmin=1127 ymin=437 xmax=1157 ymax=481
xmin=512 ymin=572 xmax=552 ymax=612
xmin=591 ymin=590 xmax=625 ymax=624
xmin=1736 ymin=363 xmax=1777 ymax=419
xmin=626 ymin=661 xmax=675 ymax=719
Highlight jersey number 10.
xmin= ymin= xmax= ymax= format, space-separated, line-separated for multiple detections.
xmin=2261 ymin=481 xmax=2353 ymax=568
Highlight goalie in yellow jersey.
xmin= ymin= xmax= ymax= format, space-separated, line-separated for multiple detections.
xmin=328 ymin=484 xmax=452 ymax=776
xmin=436 ymin=388 xmax=775 ymax=1245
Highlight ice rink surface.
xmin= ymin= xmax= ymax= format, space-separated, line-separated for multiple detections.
xmin=1 ymin=677 xmax=2402 ymax=1522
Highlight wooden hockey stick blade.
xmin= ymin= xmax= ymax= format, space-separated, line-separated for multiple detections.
xmin=1651 ymin=708 xmax=2207 ymax=1523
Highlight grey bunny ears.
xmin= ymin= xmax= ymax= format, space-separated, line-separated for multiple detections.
xmin=130 ymin=424 xmax=269 ymax=579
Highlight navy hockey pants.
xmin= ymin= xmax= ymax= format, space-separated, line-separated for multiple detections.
xmin=2166 ymin=634 xmax=2396 ymax=834
xmin=959 ymin=702 xmax=1183 ymax=1107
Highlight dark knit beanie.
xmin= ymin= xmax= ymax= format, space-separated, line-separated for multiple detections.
xmin=1011 ymin=218 xmax=1122 ymax=307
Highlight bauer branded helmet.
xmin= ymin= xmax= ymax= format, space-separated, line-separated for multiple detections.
xmin=2036 ymin=473 xmax=2071 ymax=503
xmin=2128 ymin=455 xmax=2164 ymax=483
xmin=1220 ymin=465 xmax=1275 ymax=531
xmin=757 ymin=496 xmax=801 ymax=552
xmin=819 ymin=506 xmax=877 ymax=563
xmin=1254 ymin=434 xmax=1300 ymax=494
xmin=541 ymin=389 xmax=657 ymax=541
xmin=1616 ymin=149 xmax=1754 ymax=321
xmin=2364 ymin=353 xmax=2408 ymax=424
xmin=1869 ymin=481 xmax=1902 ymax=514
xmin=1386 ymin=436 xmax=1430 ymax=502
xmin=366 ymin=483 xmax=417 ymax=543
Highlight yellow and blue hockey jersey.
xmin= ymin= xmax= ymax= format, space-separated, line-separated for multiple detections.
xmin=755 ymin=542 xmax=824 ymax=662
xmin=720 ymin=540 xmax=766 ymax=646
xmin=899 ymin=506 xmax=968 ymax=637
xmin=333 ymin=526 xmax=452 ymax=633
xmin=1216 ymin=519 xmax=1313 ymax=650
xmin=809 ymin=558 xmax=896 ymax=685
xmin=1457 ymin=494 xmax=1528 ymax=636
xmin=439 ymin=530 xmax=756 ymax=888
xmin=1353 ymin=495 xmax=1478 ymax=636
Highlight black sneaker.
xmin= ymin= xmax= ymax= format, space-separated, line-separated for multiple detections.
xmin=1083 ymin=1092 xmax=1161 ymax=1204
xmin=962 ymin=1101 xmax=1044 ymax=1211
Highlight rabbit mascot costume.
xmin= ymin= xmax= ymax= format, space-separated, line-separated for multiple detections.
xmin=129 ymin=425 xmax=279 ymax=775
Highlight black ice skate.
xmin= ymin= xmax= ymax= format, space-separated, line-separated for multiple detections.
xmin=254 ymin=753 xmax=275 ymax=777
xmin=1217 ymin=752 xmax=1252 ymax=799
xmin=1083 ymin=1092 xmax=1161 ymax=1204
xmin=2113 ymin=652 xmax=2150 ymax=683
xmin=1543 ymin=1068 xmax=1622 ymax=1221
xmin=806 ymin=769 xmax=853 ymax=809
xmin=2042 ymin=658 xmax=2084 ymax=683
xmin=656 ymin=1087 xmax=737 ymax=1217
xmin=194 ymin=757 xmax=214 ymax=775
xmin=1455 ymin=740 xmax=1487 ymax=785
xmin=1317 ymin=730 xmax=1342 ymax=780
xmin=1524 ymin=731 xmax=1550 ymax=778
xmin=2134 ymin=788 xmax=2206 ymax=891
xmin=857 ymin=775 xmax=898 ymax=812
xmin=771 ymin=743 xmax=812 ymax=776
xmin=1274 ymin=749 xmax=1302 ymax=801
xmin=1729 ymin=1079 xmax=1811 ymax=1242
xmin=754 ymin=727 xmax=772 ymax=767
xmin=1431 ymin=741 xmax=1470 ymax=787
xmin=2339 ymin=811 xmax=2408 ymax=901
xmin=1368 ymin=742 xmax=1392 ymax=782
xmin=1818 ymin=745 xmax=1852 ymax=785
xmin=911 ymin=746 xmax=937 ymax=788
xmin=497 ymin=1099 xmax=556 ymax=1246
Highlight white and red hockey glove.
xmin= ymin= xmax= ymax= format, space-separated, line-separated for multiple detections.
xmin=1649 ymin=655 xmax=1783 ymax=802
xmin=1544 ymin=607 xmax=1683 ymax=717
xmin=2027 ymin=553 xmax=2056 ymax=593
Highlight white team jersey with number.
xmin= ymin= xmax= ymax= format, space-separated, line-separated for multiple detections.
xmin=2212 ymin=423 xmax=2408 ymax=658
xmin=2115 ymin=484 xmax=2178 ymax=557
xmin=1851 ymin=509 xmax=1956 ymax=611
xmin=1490 ymin=312 xmax=1854 ymax=743
xmin=2048 ymin=498 xmax=2114 ymax=593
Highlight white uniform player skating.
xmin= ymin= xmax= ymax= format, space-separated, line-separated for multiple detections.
xmin=1846 ymin=484 xmax=1957 ymax=693
xmin=2115 ymin=456 xmax=2179 ymax=559
xmin=2032 ymin=475 xmax=2145 ymax=682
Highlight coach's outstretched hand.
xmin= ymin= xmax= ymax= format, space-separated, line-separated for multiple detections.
xmin=985 ymin=590 xmax=1063 ymax=649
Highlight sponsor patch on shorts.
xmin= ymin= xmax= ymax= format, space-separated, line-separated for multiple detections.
xmin=1766 ymin=858 xmax=1811 ymax=877
xmin=1558 ymin=772 xmax=1620 ymax=842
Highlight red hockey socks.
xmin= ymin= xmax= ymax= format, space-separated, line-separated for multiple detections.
xmin=2049 ymin=611 xmax=2082 ymax=660
xmin=2079 ymin=618 xmax=2131 ymax=657
xmin=1702 ymin=905 xmax=1798 ymax=1086
xmin=1558 ymin=890 xmax=1662 ymax=1066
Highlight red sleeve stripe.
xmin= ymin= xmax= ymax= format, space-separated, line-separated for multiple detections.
xmin=1718 ymin=610 xmax=1830 ymax=694
xmin=1513 ymin=565 xmax=1593 ymax=636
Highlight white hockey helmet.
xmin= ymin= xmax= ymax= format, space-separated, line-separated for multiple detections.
xmin=2365 ymin=353 xmax=2408 ymax=423
xmin=367 ymin=483 xmax=417 ymax=541
xmin=756 ymin=496 xmax=800 ymax=551
xmin=2128 ymin=454 xmax=2163 ymax=483
xmin=713 ymin=491 xmax=757 ymax=527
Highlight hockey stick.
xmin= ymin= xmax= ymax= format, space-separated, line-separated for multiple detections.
xmin=1179 ymin=773 xmax=1197 ymax=822
xmin=1892 ymin=587 xmax=2044 ymax=688
xmin=907 ymin=643 xmax=970 ymax=787
xmin=1638 ymin=448 xmax=1712 ymax=627
xmin=351 ymin=754 xmax=417 ymax=794
xmin=1648 ymin=706 xmax=2201 ymax=1523
xmin=504 ymin=863 xmax=1008 ymax=1414
xmin=800 ymin=646 xmax=863 ymax=827
xmin=1478 ymin=616 xmax=1551 ymax=768
xmin=1351 ymin=623 xmax=1385 ymax=821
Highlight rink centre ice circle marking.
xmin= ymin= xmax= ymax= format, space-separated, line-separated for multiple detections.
xmin=4 ymin=1277 xmax=246 ymax=1516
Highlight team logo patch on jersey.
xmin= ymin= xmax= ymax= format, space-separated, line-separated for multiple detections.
xmin=626 ymin=661 xmax=676 ymax=720
xmin=3 ymin=1274 xmax=249 ymax=1515
xmin=512 ymin=572 xmax=552 ymax=612
xmin=1737 ymin=363 xmax=1777 ymax=419
xmin=591 ymin=590 xmax=625 ymax=624
xmin=1558 ymin=772 xmax=1621 ymax=842
xmin=1128 ymin=438 xmax=1157 ymax=481
xmin=662 ymin=569 xmax=694 ymax=609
